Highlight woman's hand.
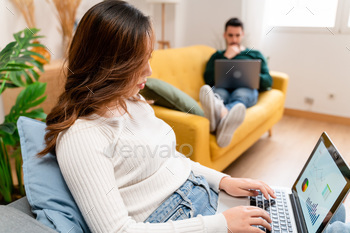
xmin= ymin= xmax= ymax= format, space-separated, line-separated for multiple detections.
xmin=223 ymin=206 xmax=272 ymax=233
xmin=219 ymin=176 xmax=276 ymax=200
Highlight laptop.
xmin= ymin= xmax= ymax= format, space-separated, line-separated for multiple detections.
xmin=217 ymin=132 xmax=350 ymax=233
xmin=214 ymin=59 xmax=261 ymax=90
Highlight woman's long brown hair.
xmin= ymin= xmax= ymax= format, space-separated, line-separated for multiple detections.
xmin=38 ymin=0 xmax=154 ymax=156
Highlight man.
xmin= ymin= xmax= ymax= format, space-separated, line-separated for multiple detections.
xmin=200 ymin=17 xmax=272 ymax=148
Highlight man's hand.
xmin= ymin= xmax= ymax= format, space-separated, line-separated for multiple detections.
xmin=219 ymin=176 xmax=276 ymax=200
xmin=224 ymin=44 xmax=241 ymax=59
xmin=223 ymin=206 xmax=272 ymax=233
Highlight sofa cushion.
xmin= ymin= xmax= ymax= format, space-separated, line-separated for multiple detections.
xmin=141 ymin=78 xmax=204 ymax=116
xmin=17 ymin=116 xmax=91 ymax=233
xmin=149 ymin=45 xmax=216 ymax=100
xmin=0 ymin=205 xmax=57 ymax=233
xmin=8 ymin=196 xmax=33 ymax=217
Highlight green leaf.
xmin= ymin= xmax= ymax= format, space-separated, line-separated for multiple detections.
xmin=28 ymin=69 xmax=39 ymax=81
xmin=13 ymin=89 xmax=25 ymax=111
xmin=9 ymin=71 xmax=25 ymax=87
xmin=0 ymin=82 xmax=17 ymax=88
xmin=0 ymin=50 xmax=13 ymax=62
xmin=7 ymin=63 xmax=33 ymax=69
xmin=24 ymin=96 xmax=47 ymax=110
xmin=4 ymin=83 xmax=47 ymax=144
xmin=21 ymin=108 xmax=47 ymax=120
xmin=30 ymin=60 xmax=44 ymax=72
xmin=0 ymin=67 xmax=23 ymax=72
xmin=14 ymin=82 xmax=47 ymax=111
xmin=0 ymin=42 xmax=16 ymax=61
xmin=0 ymin=137 xmax=13 ymax=201
xmin=20 ymin=30 xmax=35 ymax=49
xmin=23 ymin=71 xmax=34 ymax=85
xmin=25 ymin=28 xmax=39 ymax=36
xmin=12 ymin=31 xmax=21 ymax=41
xmin=12 ymin=56 xmax=35 ymax=64
xmin=0 ymin=41 xmax=16 ymax=55
xmin=12 ymin=32 xmax=22 ymax=50
xmin=22 ymin=51 xmax=45 ymax=60
xmin=28 ymin=43 xmax=46 ymax=48
xmin=2 ymin=132 xmax=17 ymax=146
xmin=0 ymin=123 xmax=16 ymax=135
xmin=13 ymin=146 xmax=25 ymax=196
xmin=5 ymin=107 xmax=17 ymax=123
xmin=31 ymin=35 xmax=45 ymax=40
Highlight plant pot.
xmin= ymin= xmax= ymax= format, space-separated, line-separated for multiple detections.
xmin=31 ymin=40 xmax=51 ymax=64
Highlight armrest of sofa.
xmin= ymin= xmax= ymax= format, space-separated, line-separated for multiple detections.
xmin=8 ymin=196 xmax=33 ymax=217
xmin=152 ymin=105 xmax=212 ymax=167
xmin=270 ymin=71 xmax=289 ymax=95
xmin=0 ymin=205 xmax=57 ymax=233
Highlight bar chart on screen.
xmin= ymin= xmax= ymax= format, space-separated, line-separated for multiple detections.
xmin=306 ymin=197 xmax=320 ymax=226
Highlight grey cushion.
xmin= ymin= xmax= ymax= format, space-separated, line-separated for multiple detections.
xmin=0 ymin=205 xmax=57 ymax=233
xmin=8 ymin=197 xmax=34 ymax=217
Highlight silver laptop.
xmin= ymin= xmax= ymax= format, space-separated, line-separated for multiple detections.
xmin=214 ymin=59 xmax=261 ymax=90
xmin=217 ymin=132 xmax=350 ymax=233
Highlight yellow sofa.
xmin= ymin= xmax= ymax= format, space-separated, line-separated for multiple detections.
xmin=149 ymin=45 xmax=289 ymax=171
xmin=2 ymin=45 xmax=288 ymax=172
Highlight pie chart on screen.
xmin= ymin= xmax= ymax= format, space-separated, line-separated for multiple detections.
xmin=302 ymin=178 xmax=309 ymax=192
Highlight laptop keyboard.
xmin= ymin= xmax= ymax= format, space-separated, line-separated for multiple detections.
xmin=250 ymin=189 xmax=294 ymax=233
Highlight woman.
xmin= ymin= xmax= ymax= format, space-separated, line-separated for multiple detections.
xmin=38 ymin=1 xmax=347 ymax=233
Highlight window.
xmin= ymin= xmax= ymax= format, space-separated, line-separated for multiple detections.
xmin=265 ymin=0 xmax=339 ymax=28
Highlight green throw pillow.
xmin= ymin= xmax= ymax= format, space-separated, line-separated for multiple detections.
xmin=140 ymin=78 xmax=204 ymax=116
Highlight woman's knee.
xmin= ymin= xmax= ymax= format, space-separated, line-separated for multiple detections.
xmin=325 ymin=204 xmax=347 ymax=233
xmin=325 ymin=221 xmax=350 ymax=233
xmin=330 ymin=204 xmax=346 ymax=224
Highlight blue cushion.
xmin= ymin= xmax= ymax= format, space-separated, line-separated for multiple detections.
xmin=17 ymin=116 xmax=91 ymax=233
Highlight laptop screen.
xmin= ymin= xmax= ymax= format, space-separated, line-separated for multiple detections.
xmin=293 ymin=133 xmax=350 ymax=233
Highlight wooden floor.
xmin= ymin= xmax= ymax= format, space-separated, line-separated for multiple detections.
xmin=223 ymin=115 xmax=350 ymax=222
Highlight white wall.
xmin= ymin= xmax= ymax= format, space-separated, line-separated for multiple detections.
xmin=173 ymin=0 xmax=242 ymax=50
xmin=134 ymin=0 xmax=242 ymax=50
xmin=261 ymin=30 xmax=350 ymax=117
xmin=2 ymin=0 xmax=348 ymax=118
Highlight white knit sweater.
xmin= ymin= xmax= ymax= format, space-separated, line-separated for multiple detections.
xmin=56 ymin=96 xmax=228 ymax=233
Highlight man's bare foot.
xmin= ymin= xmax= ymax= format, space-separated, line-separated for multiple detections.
xmin=221 ymin=107 xmax=228 ymax=119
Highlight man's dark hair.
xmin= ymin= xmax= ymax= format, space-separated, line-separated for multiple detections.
xmin=225 ymin=18 xmax=244 ymax=31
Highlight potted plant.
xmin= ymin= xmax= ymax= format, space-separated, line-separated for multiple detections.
xmin=10 ymin=0 xmax=51 ymax=64
xmin=0 ymin=28 xmax=48 ymax=204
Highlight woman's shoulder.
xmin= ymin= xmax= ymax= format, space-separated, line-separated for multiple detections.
xmin=71 ymin=115 xmax=122 ymax=131
xmin=57 ymin=115 xmax=124 ymax=146
xmin=127 ymin=94 xmax=155 ymax=114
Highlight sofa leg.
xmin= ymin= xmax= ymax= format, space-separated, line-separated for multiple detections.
xmin=268 ymin=128 xmax=272 ymax=137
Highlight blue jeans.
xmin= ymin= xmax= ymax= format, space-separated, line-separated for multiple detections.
xmin=144 ymin=171 xmax=218 ymax=223
xmin=144 ymin=172 xmax=348 ymax=232
xmin=325 ymin=204 xmax=350 ymax=233
xmin=214 ymin=87 xmax=258 ymax=110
